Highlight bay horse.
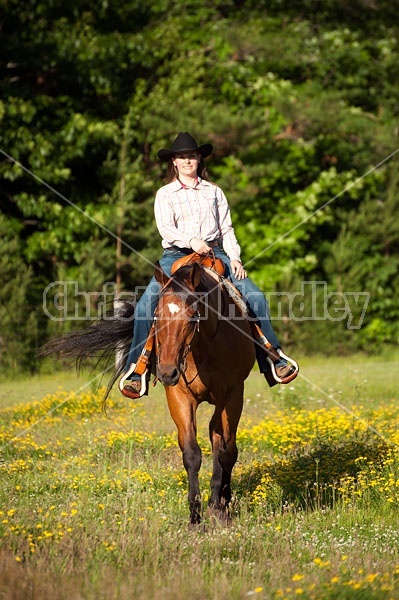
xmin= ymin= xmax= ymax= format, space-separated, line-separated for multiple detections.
xmin=40 ymin=259 xmax=255 ymax=524
xmin=152 ymin=261 xmax=255 ymax=523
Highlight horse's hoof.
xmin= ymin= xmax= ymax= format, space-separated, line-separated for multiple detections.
xmin=207 ymin=506 xmax=232 ymax=526
xmin=189 ymin=511 xmax=202 ymax=528
xmin=188 ymin=521 xmax=207 ymax=533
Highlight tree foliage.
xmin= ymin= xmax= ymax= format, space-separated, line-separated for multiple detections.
xmin=0 ymin=0 xmax=398 ymax=371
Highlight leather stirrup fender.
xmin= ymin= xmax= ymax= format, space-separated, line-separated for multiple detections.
xmin=118 ymin=323 xmax=156 ymax=398
xmin=221 ymin=277 xmax=299 ymax=385
xmin=133 ymin=322 xmax=156 ymax=376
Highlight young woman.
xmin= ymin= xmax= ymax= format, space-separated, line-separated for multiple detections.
xmin=121 ymin=132 xmax=297 ymax=399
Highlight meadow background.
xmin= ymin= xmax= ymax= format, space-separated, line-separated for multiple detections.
xmin=1 ymin=354 xmax=399 ymax=600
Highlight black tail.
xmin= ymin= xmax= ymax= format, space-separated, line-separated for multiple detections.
xmin=39 ymin=299 xmax=135 ymax=402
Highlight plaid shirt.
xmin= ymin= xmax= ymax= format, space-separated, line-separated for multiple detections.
xmin=154 ymin=178 xmax=241 ymax=261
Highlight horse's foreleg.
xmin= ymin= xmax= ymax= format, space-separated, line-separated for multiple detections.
xmin=183 ymin=437 xmax=202 ymax=525
xmin=166 ymin=393 xmax=202 ymax=525
xmin=209 ymin=389 xmax=243 ymax=517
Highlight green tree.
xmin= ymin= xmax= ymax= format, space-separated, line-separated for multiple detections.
xmin=0 ymin=215 xmax=42 ymax=372
xmin=1 ymin=0 xmax=398 ymax=370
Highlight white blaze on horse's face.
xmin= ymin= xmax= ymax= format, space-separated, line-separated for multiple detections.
xmin=167 ymin=302 xmax=181 ymax=315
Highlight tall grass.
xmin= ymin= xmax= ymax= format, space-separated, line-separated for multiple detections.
xmin=1 ymin=354 xmax=399 ymax=599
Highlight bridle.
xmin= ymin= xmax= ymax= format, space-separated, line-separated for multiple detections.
xmin=153 ymin=273 xmax=226 ymax=388
xmin=153 ymin=292 xmax=201 ymax=383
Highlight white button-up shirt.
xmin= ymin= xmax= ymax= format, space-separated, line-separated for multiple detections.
xmin=154 ymin=178 xmax=241 ymax=261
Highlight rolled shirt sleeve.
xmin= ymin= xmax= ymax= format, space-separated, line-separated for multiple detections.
xmin=215 ymin=187 xmax=241 ymax=262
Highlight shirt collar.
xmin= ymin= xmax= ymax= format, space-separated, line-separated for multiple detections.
xmin=173 ymin=176 xmax=209 ymax=191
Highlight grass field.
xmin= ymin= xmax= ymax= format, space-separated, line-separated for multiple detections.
xmin=1 ymin=354 xmax=399 ymax=599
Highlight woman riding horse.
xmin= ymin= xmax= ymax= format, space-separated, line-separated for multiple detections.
xmin=40 ymin=132 xmax=299 ymax=524
xmin=122 ymin=131 xmax=298 ymax=399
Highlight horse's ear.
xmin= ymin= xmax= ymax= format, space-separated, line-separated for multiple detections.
xmin=190 ymin=262 xmax=201 ymax=289
xmin=154 ymin=261 xmax=169 ymax=286
xmin=179 ymin=262 xmax=201 ymax=290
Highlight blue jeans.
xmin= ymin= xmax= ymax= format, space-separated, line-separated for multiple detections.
xmin=124 ymin=248 xmax=281 ymax=377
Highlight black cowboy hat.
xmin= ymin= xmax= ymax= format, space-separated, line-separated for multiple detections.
xmin=157 ymin=132 xmax=213 ymax=161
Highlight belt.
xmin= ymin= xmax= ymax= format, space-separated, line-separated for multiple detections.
xmin=166 ymin=240 xmax=221 ymax=252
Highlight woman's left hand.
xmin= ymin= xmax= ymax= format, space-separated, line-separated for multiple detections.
xmin=230 ymin=260 xmax=247 ymax=280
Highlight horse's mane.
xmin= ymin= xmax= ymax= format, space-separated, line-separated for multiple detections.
xmin=168 ymin=263 xmax=218 ymax=295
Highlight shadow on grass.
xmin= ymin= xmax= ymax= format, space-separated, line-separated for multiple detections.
xmin=235 ymin=436 xmax=391 ymax=511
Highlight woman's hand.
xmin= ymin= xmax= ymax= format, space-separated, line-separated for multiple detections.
xmin=189 ymin=237 xmax=212 ymax=254
xmin=230 ymin=260 xmax=247 ymax=280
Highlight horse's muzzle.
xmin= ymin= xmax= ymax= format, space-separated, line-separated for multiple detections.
xmin=157 ymin=364 xmax=181 ymax=386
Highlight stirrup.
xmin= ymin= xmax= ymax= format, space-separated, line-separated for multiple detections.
xmin=118 ymin=363 xmax=149 ymax=398
xmin=267 ymin=349 xmax=299 ymax=384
